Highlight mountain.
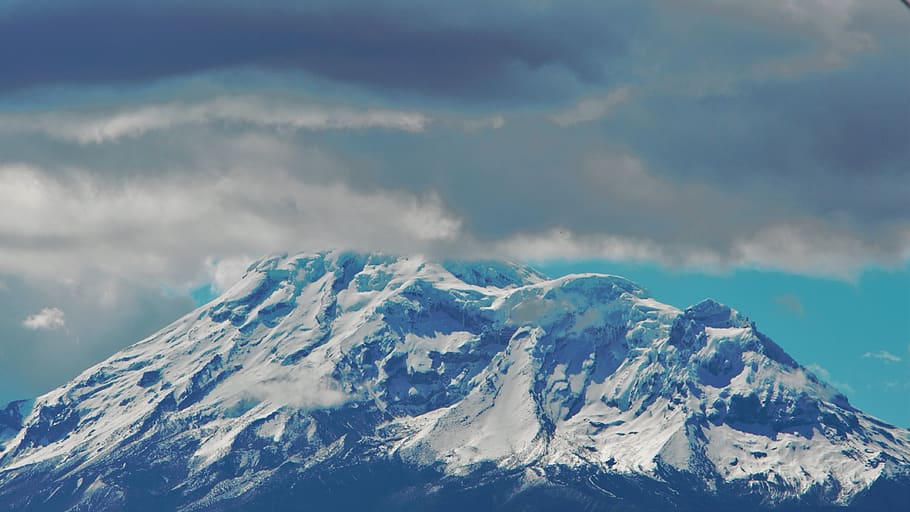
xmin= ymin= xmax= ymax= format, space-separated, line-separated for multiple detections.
xmin=0 ymin=400 xmax=32 ymax=453
xmin=0 ymin=251 xmax=907 ymax=511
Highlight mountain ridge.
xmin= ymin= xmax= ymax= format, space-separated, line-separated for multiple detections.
xmin=0 ymin=250 xmax=907 ymax=511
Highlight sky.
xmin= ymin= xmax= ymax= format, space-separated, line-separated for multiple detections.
xmin=0 ymin=0 xmax=908 ymax=425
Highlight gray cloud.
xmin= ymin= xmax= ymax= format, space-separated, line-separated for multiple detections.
xmin=549 ymin=87 xmax=633 ymax=127
xmin=329 ymin=122 xmax=909 ymax=275
xmin=0 ymin=0 xmax=628 ymax=101
xmin=773 ymin=294 xmax=805 ymax=317
xmin=1 ymin=0 xmax=908 ymax=406
xmin=2 ymin=133 xmax=905 ymax=285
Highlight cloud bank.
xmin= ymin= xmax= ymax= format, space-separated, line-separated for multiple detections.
xmin=0 ymin=0 xmax=624 ymax=99
xmin=0 ymin=0 xmax=908 ymax=406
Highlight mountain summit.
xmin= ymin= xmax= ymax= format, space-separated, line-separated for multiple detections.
xmin=1 ymin=251 xmax=907 ymax=511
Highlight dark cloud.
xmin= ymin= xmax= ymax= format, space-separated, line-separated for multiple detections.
xmin=0 ymin=0 xmax=630 ymax=101
xmin=600 ymin=50 xmax=910 ymax=231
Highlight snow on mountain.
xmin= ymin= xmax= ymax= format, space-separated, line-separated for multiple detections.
xmin=0 ymin=400 xmax=32 ymax=453
xmin=0 ymin=251 xmax=907 ymax=511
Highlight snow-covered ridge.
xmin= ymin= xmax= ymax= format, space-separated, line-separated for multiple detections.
xmin=0 ymin=250 xmax=907 ymax=511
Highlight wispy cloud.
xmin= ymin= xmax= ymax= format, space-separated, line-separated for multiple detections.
xmin=462 ymin=115 xmax=506 ymax=132
xmin=23 ymin=307 xmax=66 ymax=330
xmin=806 ymin=363 xmax=854 ymax=396
xmin=773 ymin=294 xmax=805 ymax=317
xmin=862 ymin=350 xmax=902 ymax=364
xmin=0 ymin=96 xmax=431 ymax=144
xmin=549 ymin=87 xmax=632 ymax=127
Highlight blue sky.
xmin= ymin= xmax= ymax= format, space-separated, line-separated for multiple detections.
xmin=0 ymin=0 xmax=908 ymax=426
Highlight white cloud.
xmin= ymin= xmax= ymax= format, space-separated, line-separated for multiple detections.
xmin=525 ymin=221 xmax=910 ymax=281
xmin=493 ymin=220 xmax=910 ymax=279
xmin=862 ymin=350 xmax=902 ymax=364
xmin=494 ymin=229 xmax=666 ymax=264
xmin=206 ymin=256 xmax=256 ymax=293
xmin=0 ymin=96 xmax=431 ymax=144
xmin=0 ymin=160 xmax=462 ymax=288
xmin=549 ymin=87 xmax=632 ymax=127
xmin=243 ymin=376 xmax=349 ymax=410
xmin=730 ymin=221 xmax=910 ymax=279
xmin=22 ymin=307 xmax=66 ymax=330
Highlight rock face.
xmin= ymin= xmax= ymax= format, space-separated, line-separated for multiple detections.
xmin=0 ymin=400 xmax=32 ymax=453
xmin=0 ymin=251 xmax=907 ymax=511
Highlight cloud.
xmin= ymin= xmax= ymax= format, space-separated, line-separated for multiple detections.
xmin=806 ymin=363 xmax=854 ymax=396
xmin=462 ymin=115 xmax=506 ymax=132
xmin=690 ymin=0 xmax=875 ymax=65
xmin=494 ymin=229 xmax=666 ymax=266
xmin=549 ymin=86 xmax=632 ymax=126
xmin=862 ymin=350 xmax=902 ymax=364
xmin=0 ymin=0 xmax=625 ymax=100
xmin=0 ymin=160 xmax=462 ymax=285
xmin=0 ymin=1 xmax=904 ymax=282
xmin=0 ymin=0 xmax=905 ymax=424
xmin=773 ymin=294 xmax=805 ymax=317
xmin=0 ymin=0 xmax=901 ymax=108
xmin=0 ymin=274 xmax=194 ymax=404
xmin=22 ymin=307 xmax=66 ymax=330
xmin=3 ymin=122 xmax=905 ymax=286
xmin=730 ymin=222 xmax=910 ymax=278
xmin=206 ymin=257 xmax=255 ymax=294
xmin=243 ymin=376 xmax=349 ymax=410
xmin=0 ymin=96 xmax=430 ymax=144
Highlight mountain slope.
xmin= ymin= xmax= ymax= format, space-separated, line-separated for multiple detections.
xmin=0 ymin=251 xmax=907 ymax=511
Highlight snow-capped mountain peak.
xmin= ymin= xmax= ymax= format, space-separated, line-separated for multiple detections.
xmin=0 ymin=251 xmax=907 ymax=511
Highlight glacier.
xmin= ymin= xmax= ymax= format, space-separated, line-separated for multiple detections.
xmin=0 ymin=251 xmax=907 ymax=511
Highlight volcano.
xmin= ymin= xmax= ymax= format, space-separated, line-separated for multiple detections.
xmin=1 ymin=251 xmax=907 ymax=511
